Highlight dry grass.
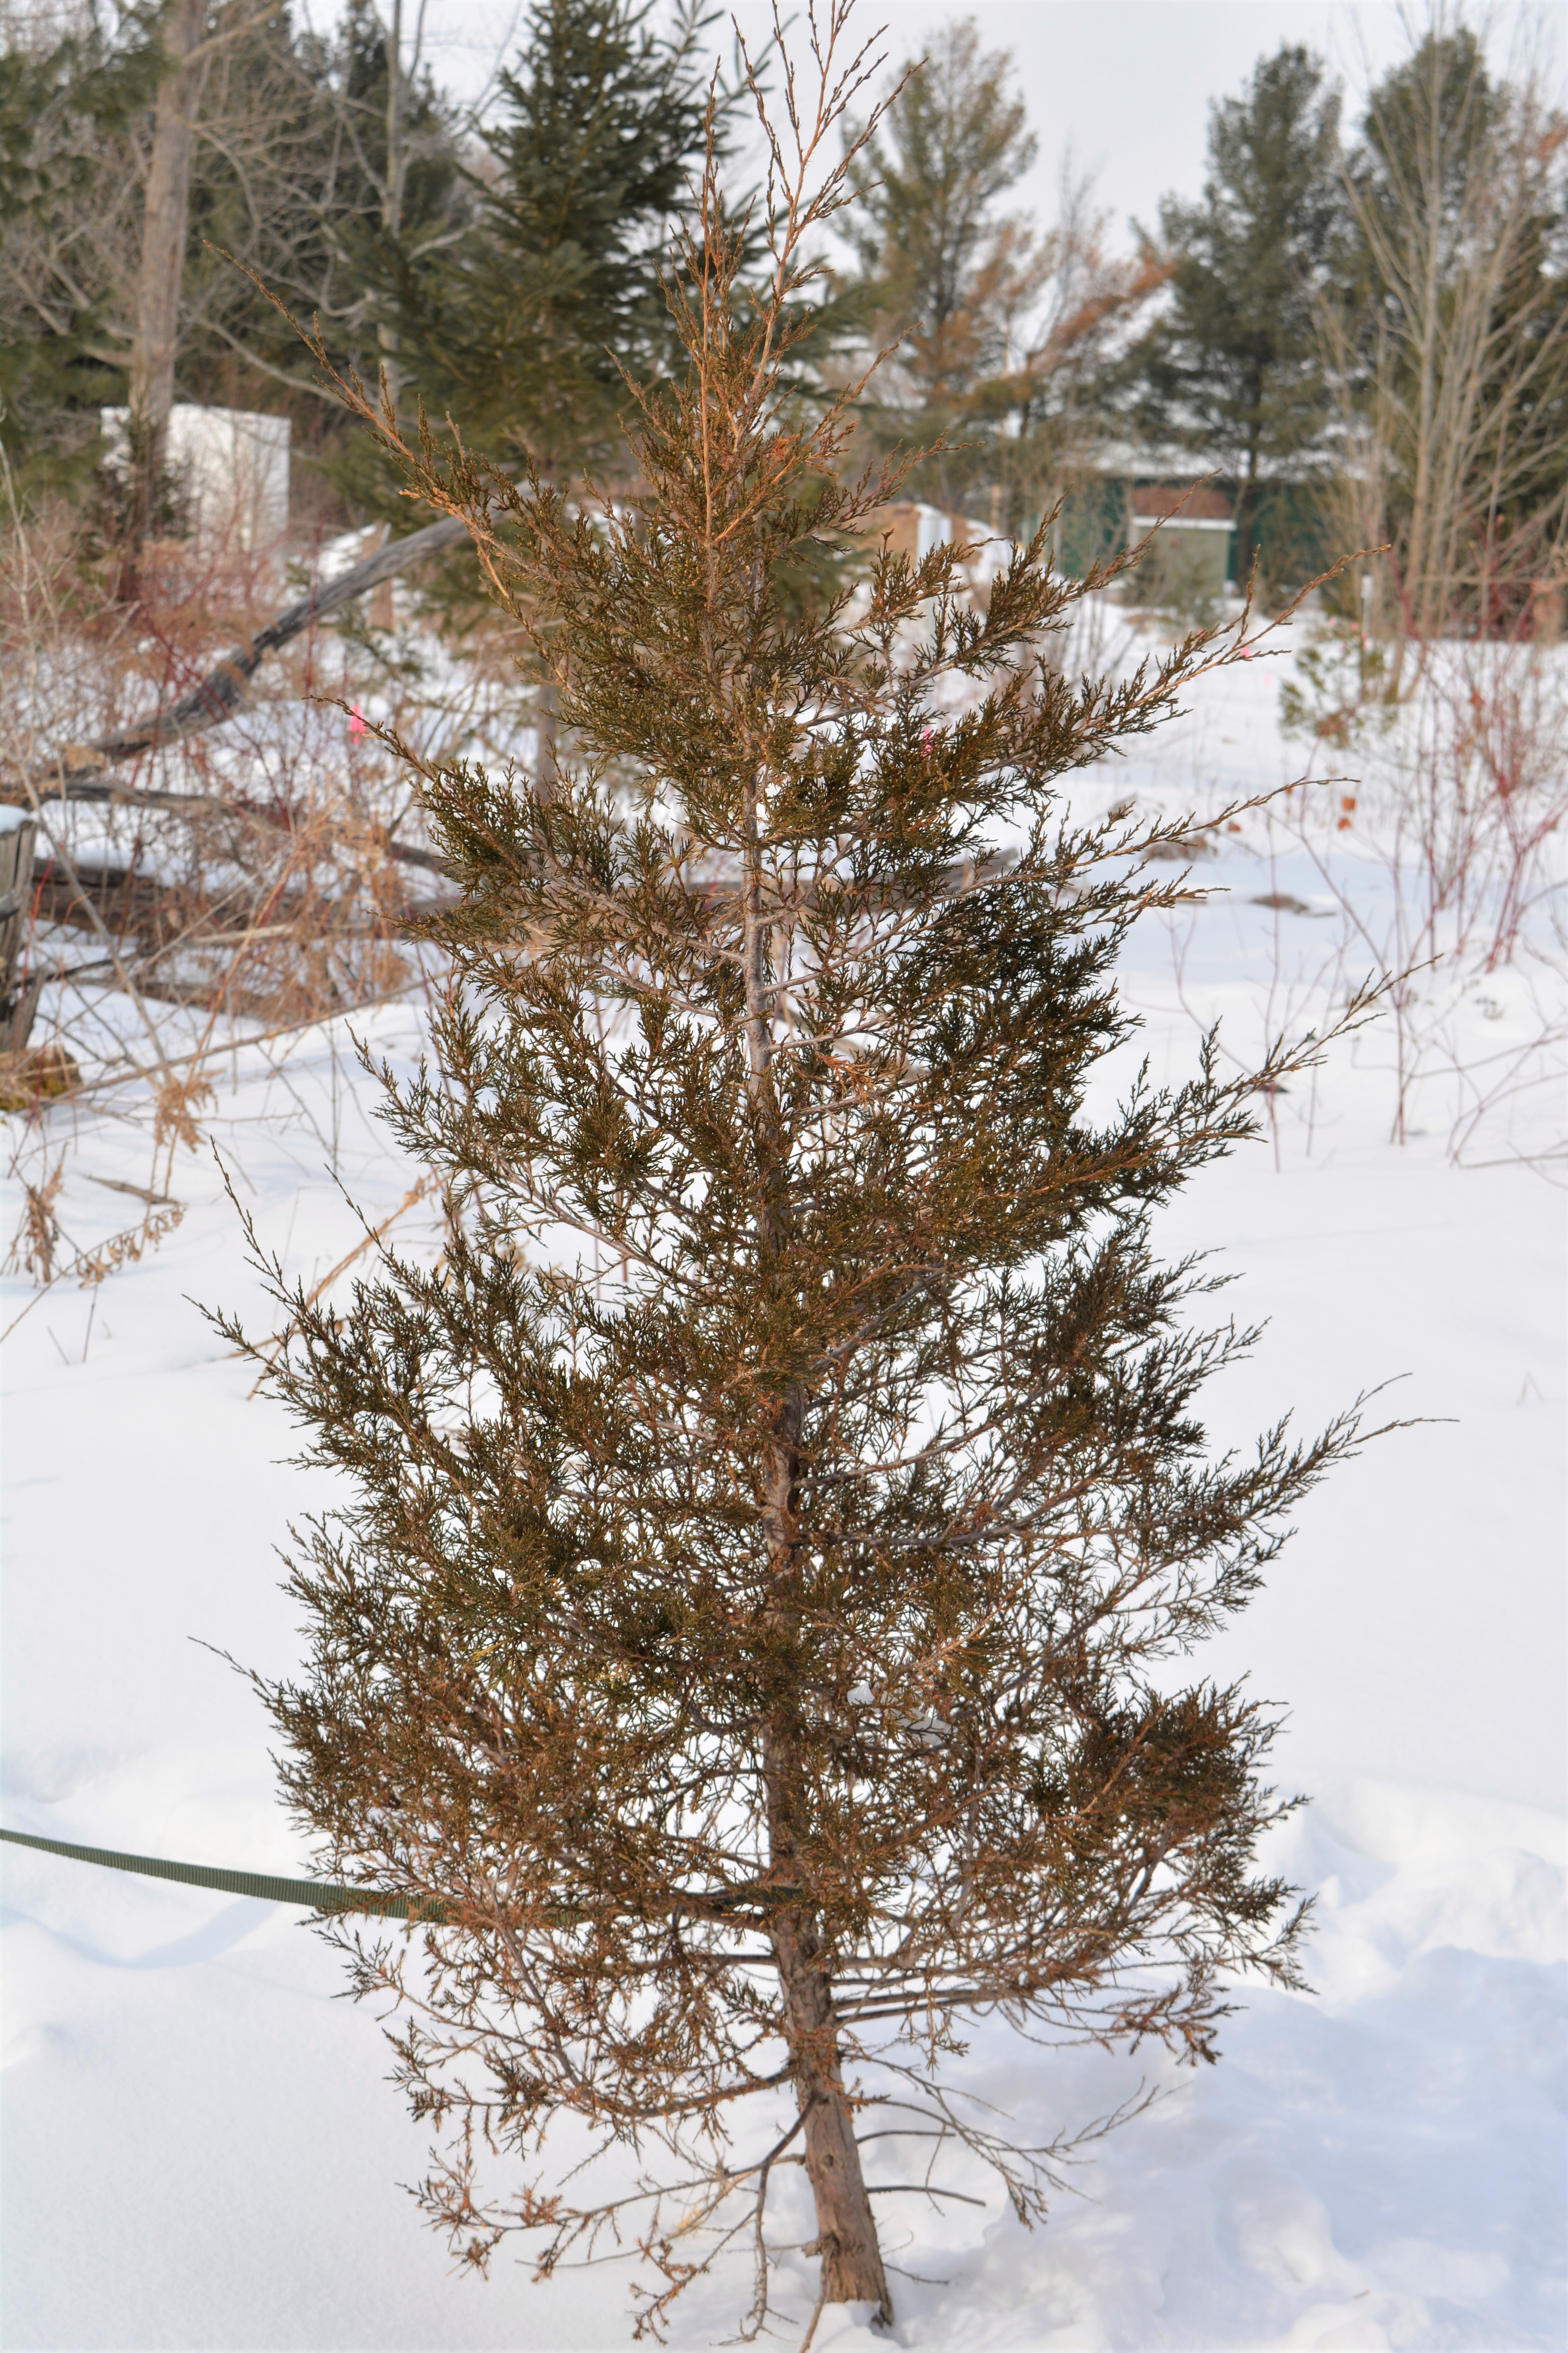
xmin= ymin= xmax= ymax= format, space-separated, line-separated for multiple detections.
xmin=4 ymin=1148 xmax=65 ymax=1282
xmin=1268 ymin=628 xmax=1568 ymax=1158
xmin=0 ymin=486 xmax=502 ymax=1291
xmin=0 ymin=1043 xmax=80 ymax=1113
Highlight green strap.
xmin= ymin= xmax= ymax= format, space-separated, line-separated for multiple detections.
xmin=2 ymin=1825 xmax=800 ymax=1928
xmin=0 ymin=1826 xmax=452 ymax=1922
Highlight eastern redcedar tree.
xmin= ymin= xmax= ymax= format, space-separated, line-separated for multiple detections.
xmin=226 ymin=7 xmax=1367 ymax=2335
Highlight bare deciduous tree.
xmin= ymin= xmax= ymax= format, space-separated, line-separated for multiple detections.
xmin=1328 ymin=13 xmax=1568 ymax=666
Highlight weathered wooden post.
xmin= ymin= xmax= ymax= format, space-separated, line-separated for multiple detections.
xmin=0 ymin=811 xmax=41 ymax=1053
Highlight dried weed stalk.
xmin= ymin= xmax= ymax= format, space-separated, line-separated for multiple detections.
xmin=73 ymin=1201 xmax=186 ymax=1287
xmin=4 ymin=1149 xmax=65 ymax=1283
xmin=1280 ymin=629 xmax=1568 ymax=1154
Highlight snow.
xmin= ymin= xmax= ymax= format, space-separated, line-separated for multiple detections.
xmin=2 ymin=621 xmax=1565 ymax=2349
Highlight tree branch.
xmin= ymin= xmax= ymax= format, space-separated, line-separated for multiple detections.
xmin=8 ymin=511 xmax=470 ymax=804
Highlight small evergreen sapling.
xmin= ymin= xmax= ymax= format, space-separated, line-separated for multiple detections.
xmin=230 ymin=9 xmax=1369 ymax=2333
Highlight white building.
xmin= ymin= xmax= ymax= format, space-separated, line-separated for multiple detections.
xmin=100 ymin=404 xmax=290 ymax=551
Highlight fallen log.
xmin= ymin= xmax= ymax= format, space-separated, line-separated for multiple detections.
xmin=5 ymin=511 xmax=470 ymax=803
xmin=27 ymin=852 xmax=448 ymax=950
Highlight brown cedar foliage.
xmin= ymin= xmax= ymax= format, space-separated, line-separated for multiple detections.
xmin=223 ymin=8 xmax=1369 ymax=2336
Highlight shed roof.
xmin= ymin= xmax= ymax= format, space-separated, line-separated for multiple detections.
xmin=1130 ymin=483 xmax=1234 ymax=523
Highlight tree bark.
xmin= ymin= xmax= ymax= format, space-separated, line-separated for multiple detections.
xmin=739 ymin=736 xmax=890 ymax=2321
xmin=375 ymin=0 xmax=407 ymax=410
xmin=128 ymin=0 xmax=207 ymax=532
xmin=757 ymin=1388 xmax=892 ymax=2322
xmin=1236 ymin=385 xmax=1262 ymax=589
xmin=768 ymin=1882 xmax=893 ymax=2320
xmin=0 ymin=814 xmax=41 ymax=1050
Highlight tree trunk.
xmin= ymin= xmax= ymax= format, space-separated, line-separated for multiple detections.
xmin=742 ymin=764 xmax=890 ymax=2322
xmin=0 ymin=814 xmax=41 ymax=1051
xmin=532 ymin=672 xmax=561 ymax=791
xmin=757 ymin=1396 xmax=891 ymax=2318
xmin=766 ymin=1806 xmax=892 ymax=2320
xmin=376 ymin=0 xmax=406 ymax=410
xmin=128 ymin=0 xmax=206 ymax=541
xmin=1236 ymin=436 xmax=1260 ymax=591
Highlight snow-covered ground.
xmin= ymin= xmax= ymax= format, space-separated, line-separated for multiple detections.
xmin=2 ymin=625 xmax=1564 ymax=2349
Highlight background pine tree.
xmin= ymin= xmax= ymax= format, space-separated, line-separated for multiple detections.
xmin=223 ymin=11 xmax=1372 ymax=2332
xmin=0 ymin=6 xmax=159 ymax=495
xmin=1119 ymin=44 xmax=1345 ymax=586
xmin=840 ymin=16 xmax=1044 ymax=511
xmin=350 ymin=0 xmax=726 ymax=490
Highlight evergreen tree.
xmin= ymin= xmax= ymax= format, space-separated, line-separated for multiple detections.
xmin=841 ymin=15 xmax=1045 ymax=507
xmin=1123 ymin=44 xmax=1344 ymax=584
xmin=352 ymin=0 xmax=725 ymax=487
xmin=0 ymin=2 xmax=466 ymax=505
xmin=228 ymin=10 xmax=1367 ymax=2330
xmin=1350 ymin=18 xmax=1497 ymax=247
xmin=0 ymin=6 xmax=160 ymax=494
